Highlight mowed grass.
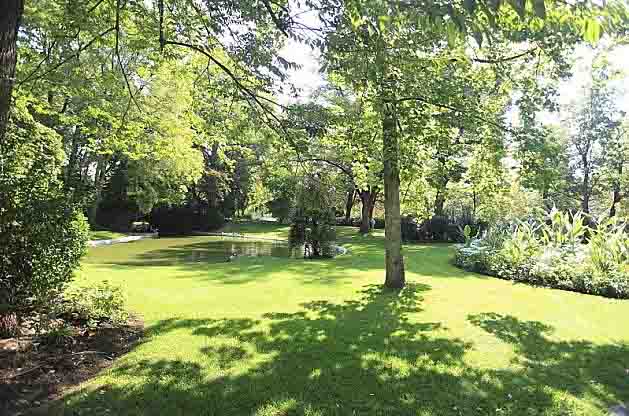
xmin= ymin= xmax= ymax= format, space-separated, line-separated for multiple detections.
xmin=60 ymin=224 xmax=629 ymax=415
xmin=89 ymin=230 xmax=128 ymax=241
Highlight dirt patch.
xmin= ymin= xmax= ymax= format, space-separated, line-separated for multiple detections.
xmin=0 ymin=316 xmax=143 ymax=416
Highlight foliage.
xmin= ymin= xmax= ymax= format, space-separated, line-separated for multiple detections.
xmin=150 ymin=204 xmax=224 ymax=236
xmin=61 ymin=280 xmax=128 ymax=327
xmin=0 ymin=98 xmax=89 ymax=313
xmin=454 ymin=209 xmax=629 ymax=298
xmin=289 ymin=173 xmax=337 ymax=258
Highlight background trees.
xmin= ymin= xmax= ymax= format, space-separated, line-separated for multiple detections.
xmin=0 ymin=0 xmax=628 ymax=314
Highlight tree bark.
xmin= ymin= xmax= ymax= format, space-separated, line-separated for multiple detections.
xmin=344 ymin=187 xmax=355 ymax=223
xmin=581 ymin=154 xmax=591 ymax=214
xmin=89 ymin=158 xmax=107 ymax=225
xmin=0 ymin=0 xmax=24 ymax=142
xmin=359 ymin=188 xmax=378 ymax=233
xmin=609 ymin=163 xmax=623 ymax=217
xmin=382 ymin=98 xmax=405 ymax=289
xmin=359 ymin=189 xmax=372 ymax=233
xmin=434 ymin=186 xmax=447 ymax=217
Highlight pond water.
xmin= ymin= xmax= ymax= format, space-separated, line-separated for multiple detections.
xmin=183 ymin=238 xmax=292 ymax=263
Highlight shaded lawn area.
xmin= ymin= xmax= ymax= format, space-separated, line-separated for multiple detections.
xmin=59 ymin=225 xmax=628 ymax=415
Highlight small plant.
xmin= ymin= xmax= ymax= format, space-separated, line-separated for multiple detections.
xmin=61 ymin=281 xmax=128 ymax=327
xmin=457 ymin=224 xmax=476 ymax=247
xmin=41 ymin=324 xmax=75 ymax=346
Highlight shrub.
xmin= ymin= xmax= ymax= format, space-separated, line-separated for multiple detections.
xmin=150 ymin=204 xmax=224 ymax=235
xmin=95 ymin=198 xmax=138 ymax=232
xmin=453 ymin=209 xmax=629 ymax=299
xmin=61 ymin=281 xmax=128 ymax=327
xmin=288 ymin=172 xmax=337 ymax=259
xmin=268 ymin=197 xmax=293 ymax=224
xmin=401 ymin=216 xmax=420 ymax=241
xmin=0 ymin=97 xmax=89 ymax=314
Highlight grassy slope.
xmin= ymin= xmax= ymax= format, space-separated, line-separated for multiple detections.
xmin=89 ymin=230 xmax=128 ymax=241
xmin=63 ymin=224 xmax=628 ymax=415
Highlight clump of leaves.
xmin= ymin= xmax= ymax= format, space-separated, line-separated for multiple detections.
xmin=288 ymin=172 xmax=337 ymax=259
xmin=61 ymin=281 xmax=128 ymax=328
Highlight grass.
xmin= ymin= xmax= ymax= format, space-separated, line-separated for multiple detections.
xmin=218 ymin=221 xmax=291 ymax=239
xmin=61 ymin=224 xmax=628 ymax=415
xmin=89 ymin=230 xmax=128 ymax=241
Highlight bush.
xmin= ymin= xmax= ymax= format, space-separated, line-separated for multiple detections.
xmin=61 ymin=281 xmax=128 ymax=327
xmin=453 ymin=209 xmax=629 ymax=299
xmin=401 ymin=216 xmax=420 ymax=241
xmin=95 ymin=198 xmax=138 ymax=232
xmin=373 ymin=217 xmax=385 ymax=229
xmin=150 ymin=204 xmax=224 ymax=236
xmin=0 ymin=98 xmax=89 ymax=314
xmin=288 ymin=172 xmax=337 ymax=259
xmin=268 ymin=197 xmax=293 ymax=224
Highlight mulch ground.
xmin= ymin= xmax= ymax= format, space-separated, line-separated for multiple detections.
xmin=0 ymin=316 xmax=143 ymax=416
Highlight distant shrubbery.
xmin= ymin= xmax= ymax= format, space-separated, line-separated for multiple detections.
xmin=150 ymin=204 xmax=224 ymax=236
xmin=401 ymin=212 xmax=485 ymax=243
xmin=454 ymin=208 xmax=629 ymax=299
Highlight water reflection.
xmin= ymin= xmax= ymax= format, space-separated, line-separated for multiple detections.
xmin=186 ymin=239 xmax=292 ymax=263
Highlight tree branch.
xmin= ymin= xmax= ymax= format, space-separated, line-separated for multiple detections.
xmin=298 ymin=158 xmax=354 ymax=178
xmin=472 ymin=48 xmax=538 ymax=64
xmin=393 ymin=95 xmax=515 ymax=134
xmin=17 ymin=27 xmax=116 ymax=86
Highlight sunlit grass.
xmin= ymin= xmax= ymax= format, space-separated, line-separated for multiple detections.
xmin=89 ymin=230 xmax=128 ymax=241
xmin=60 ymin=223 xmax=629 ymax=415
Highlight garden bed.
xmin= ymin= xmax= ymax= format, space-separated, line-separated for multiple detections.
xmin=0 ymin=316 xmax=143 ymax=416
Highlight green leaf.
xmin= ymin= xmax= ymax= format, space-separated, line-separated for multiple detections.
xmin=584 ymin=18 xmax=602 ymax=43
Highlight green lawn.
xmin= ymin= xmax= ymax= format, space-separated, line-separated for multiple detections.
xmin=89 ymin=230 xmax=128 ymax=241
xmin=62 ymin=224 xmax=628 ymax=415
xmin=218 ymin=221 xmax=291 ymax=239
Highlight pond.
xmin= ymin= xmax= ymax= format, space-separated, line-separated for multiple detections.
xmin=87 ymin=236 xmax=342 ymax=267
xmin=187 ymin=238 xmax=292 ymax=262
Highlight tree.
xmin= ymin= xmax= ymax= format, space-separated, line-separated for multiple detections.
xmin=320 ymin=0 xmax=627 ymax=288
xmin=0 ymin=0 xmax=24 ymax=141
xmin=565 ymin=52 xmax=625 ymax=215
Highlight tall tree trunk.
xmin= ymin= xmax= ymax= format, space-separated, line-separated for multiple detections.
xmin=344 ymin=187 xmax=355 ymax=222
xmin=581 ymin=155 xmax=591 ymax=214
xmin=609 ymin=163 xmax=623 ymax=217
xmin=382 ymin=98 xmax=405 ymax=289
xmin=368 ymin=191 xmax=376 ymax=223
xmin=89 ymin=158 xmax=106 ymax=225
xmin=359 ymin=189 xmax=373 ymax=234
xmin=0 ymin=0 xmax=24 ymax=142
xmin=434 ymin=184 xmax=447 ymax=217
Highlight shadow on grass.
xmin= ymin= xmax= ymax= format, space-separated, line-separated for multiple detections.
xmin=58 ymin=285 xmax=627 ymax=415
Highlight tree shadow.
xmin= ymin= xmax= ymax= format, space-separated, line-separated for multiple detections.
xmin=468 ymin=312 xmax=629 ymax=409
xmin=58 ymin=283 xmax=480 ymax=415
xmin=55 ymin=284 xmax=628 ymax=415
